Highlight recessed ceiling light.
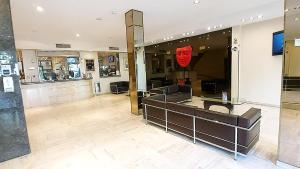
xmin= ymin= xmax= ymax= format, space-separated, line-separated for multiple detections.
xmin=219 ymin=24 xmax=223 ymax=28
xmin=187 ymin=32 xmax=190 ymax=35
xmin=76 ymin=33 xmax=80 ymax=37
xmin=258 ymin=14 xmax=263 ymax=19
xmin=191 ymin=31 xmax=194 ymax=34
xmin=241 ymin=18 xmax=246 ymax=22
xmin=36 ymin=6 xmax=44 ymax=12
xmin=295 ymin=17 xmax=299 ymax=21
xmin=285 ymin=9 xmax=289 ymax=12
xmin=207 ymin=26 xmax=211 ymax=31
xmin=163 ymin=38 xmax=166 ymax=41
xmin=170 ymin=36 xmax=174 ymax=39
xmin=213 ymin=25 xmax=217 ymax=29
xmin=193 ymin=0 xmax=200 ymax=4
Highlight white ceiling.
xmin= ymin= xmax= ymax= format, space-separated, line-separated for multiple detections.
xmin=10 ymin=0 xmax=284 ymax=51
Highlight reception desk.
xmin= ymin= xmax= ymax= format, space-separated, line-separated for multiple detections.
xmin=21 ymin=79 xmax=93 ymax=109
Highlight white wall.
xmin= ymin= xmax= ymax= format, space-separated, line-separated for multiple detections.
xmin=79 ymin=51 xmax=129 ymax=94
xmin=232 ymin=17 xmax=283 ymax=106
xmin=22 ymin=50 xmax=39 ymax=82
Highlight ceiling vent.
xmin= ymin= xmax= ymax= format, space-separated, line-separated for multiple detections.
xmin=56 ymin=44 xmax=71 ymax=48
xmin=109 ymin=47 xmax=119 ymax=51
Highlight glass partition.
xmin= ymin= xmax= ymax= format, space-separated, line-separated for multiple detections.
xmin=278 ymin=0 xmax=300 ymax=167
xmin=145 ymin=28 xmax=232 ymax=98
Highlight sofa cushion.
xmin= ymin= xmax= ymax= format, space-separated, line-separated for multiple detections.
xmin=167 ymin=85 xmax=179 ymax=94
xmin=142 ymin=95 xmax=166 ymax=108
xmin=194 ymin=108 xmax=238 ymax=126
xmin=166 ymin=93 xmax=191 ymax=103
xmin=166 ymin=102 xmax=195 ymax=116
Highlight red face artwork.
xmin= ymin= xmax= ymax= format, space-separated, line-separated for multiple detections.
xmin=176 ymin=46 xmax=192 ymax=68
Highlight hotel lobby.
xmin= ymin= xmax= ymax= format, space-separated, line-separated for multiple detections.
xmin=0 ymin=0 xmax=299 ymax=169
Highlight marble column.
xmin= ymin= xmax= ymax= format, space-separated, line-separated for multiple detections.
xmin=125 ymin=10 xmax=145 ymax=115
xmin=277 ymin=0 xmax=300 ymax=167
xmin=0 ymin=0 xmax=31 ymax=162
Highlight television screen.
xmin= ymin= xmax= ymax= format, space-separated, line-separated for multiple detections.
xmin=272 ymin=31 xmax=284 ymax=56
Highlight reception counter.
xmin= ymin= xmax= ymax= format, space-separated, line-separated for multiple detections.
xmin=21 ymin=79 xmax=93 ymax=108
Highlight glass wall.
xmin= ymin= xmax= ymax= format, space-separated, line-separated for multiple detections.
xmin=278 ymin=0 xmax=300 ymax=167
xmin=145 ymin=28 xmax=232 ymax=98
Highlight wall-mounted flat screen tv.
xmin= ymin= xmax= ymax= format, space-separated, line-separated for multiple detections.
xmin=272 ymin=31 xmax=284 ymax=56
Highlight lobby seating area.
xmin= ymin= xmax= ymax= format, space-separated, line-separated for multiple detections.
xmin=142 ymin=94 xmax=261 ymax=158
xmin=1 ymin=0 xmax=298 ymax=168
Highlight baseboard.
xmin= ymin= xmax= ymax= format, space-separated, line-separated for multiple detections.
xmin=276 ymin=161 xmax=300 ymax=169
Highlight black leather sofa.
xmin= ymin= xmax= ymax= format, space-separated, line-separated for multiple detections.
xmin=142 ymin=94 xmax=261 ymax=159
xmin=149 ymin=84 xmax=192 ymax=103
xmin=110 ymin=81 xmax=129 ymax=94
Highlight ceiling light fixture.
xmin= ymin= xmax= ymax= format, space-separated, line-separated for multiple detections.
xmin=285 ymin=9 xmax=289 ymax=12
xmin=258 ymin=14 xmax=263 ymax=19
xmin=76 ymin=33 xmax=80 ymax=37
xmin=207 ymin=26 xmax=211 ymax=31
xmin=213 ymin=25 xmax=217 ymax=29
xmin=219 ymin=24 xmax=223 ymax=28
xmin=241 ymin=18 xmax=246 ymax=22
xmin=191 ymin=31 xmax=194 ymax=34
xmin=296 ymin=17 xmax=299 ymax=21
xmin=36 ymin=6 xmax=44 ymax=12
xmin=193 ymin=0 xmax=200 ymax=4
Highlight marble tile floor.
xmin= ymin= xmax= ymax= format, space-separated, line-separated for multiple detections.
xmin=0 ymin=94 xmax=294 ymax=169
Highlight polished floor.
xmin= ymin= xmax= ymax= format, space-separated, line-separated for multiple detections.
xmin=0 ymin=94 xmax=291 ymax=169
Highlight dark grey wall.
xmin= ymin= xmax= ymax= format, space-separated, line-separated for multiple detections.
xmin=0 ymin=0 xmax=30 ymax=162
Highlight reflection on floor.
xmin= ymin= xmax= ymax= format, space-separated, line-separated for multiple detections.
xmin=0 ymin=94 xmax=291 ymax=169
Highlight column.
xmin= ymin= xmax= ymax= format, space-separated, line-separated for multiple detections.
xmin=0 ymin=0 xmax=31 ymax=162
xmin=125 ymin=9 xmax=146 ymax=115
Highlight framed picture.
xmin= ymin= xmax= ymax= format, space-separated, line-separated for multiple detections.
xmin=85 ymin=59 xmax=95 ymax=71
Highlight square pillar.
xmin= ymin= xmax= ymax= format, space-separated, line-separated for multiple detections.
xmin=0 ymin=0 xmax=31 ymax=162
xmin=125 ymin=9 xmax=145 ymax=115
